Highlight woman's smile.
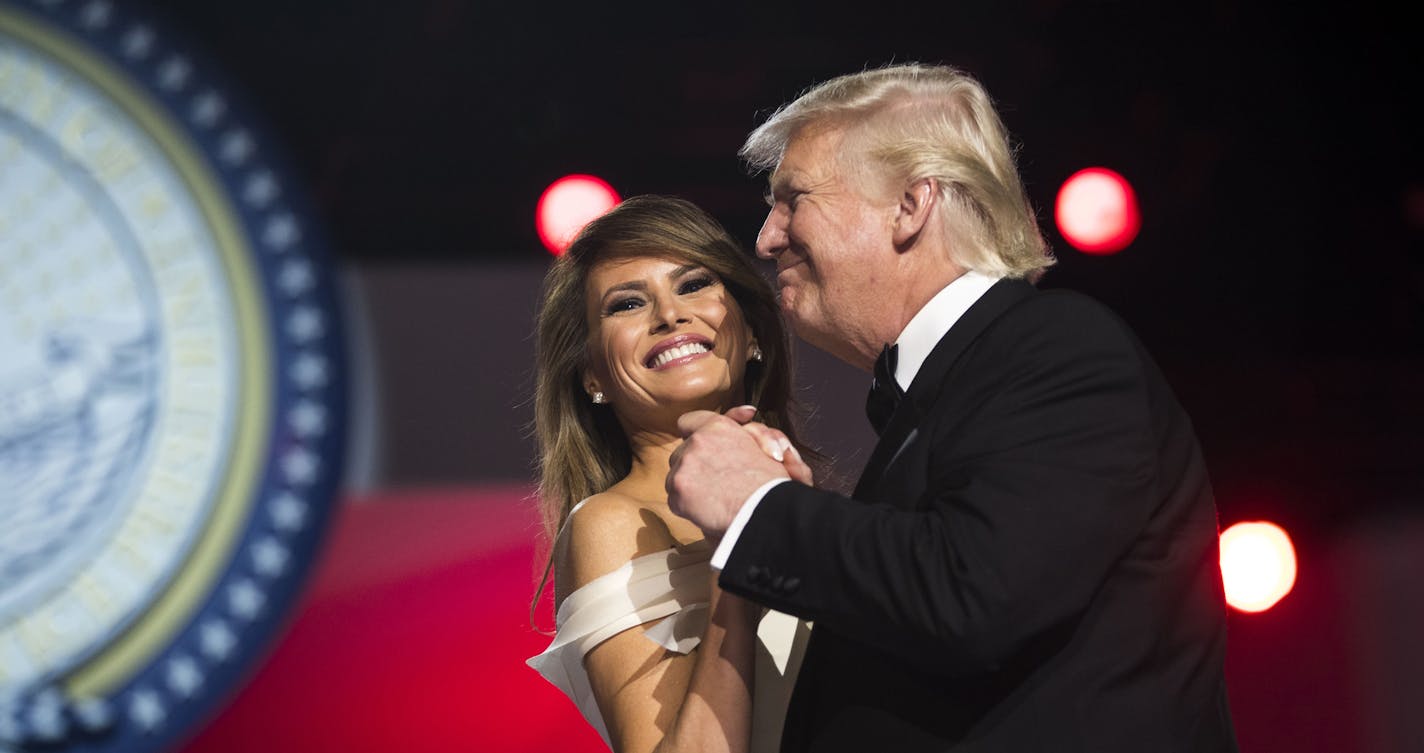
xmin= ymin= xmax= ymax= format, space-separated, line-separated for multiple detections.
xmin=644 ymin=334 xmax=714 ymax=370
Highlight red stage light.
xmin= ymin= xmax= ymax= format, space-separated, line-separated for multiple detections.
xmin=1055 ymin=167 xmax=1141 ymax=254
xmin=1220 ymin=521 xmax=1297 ymax=613
xmin=536 ymin=175 xmax=620 ymax=255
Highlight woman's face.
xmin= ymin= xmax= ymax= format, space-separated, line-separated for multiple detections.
xmin=583 ymin=254 xmax=756 ymax=426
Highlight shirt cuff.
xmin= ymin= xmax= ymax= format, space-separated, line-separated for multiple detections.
xmin=710 ymin=478 xmax=790 ymax=571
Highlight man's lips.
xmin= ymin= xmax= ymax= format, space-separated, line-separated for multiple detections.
xmin=643 ymin=334 xmax=713 ymax=369
xmin=775 ymin=259 xmax=806 ymax=285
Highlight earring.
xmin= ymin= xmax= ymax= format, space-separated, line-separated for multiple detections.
xmin=591 ymin=391 xmax=607 ymax=404
xmin=750 ymin=345 xmax=764 ymax=362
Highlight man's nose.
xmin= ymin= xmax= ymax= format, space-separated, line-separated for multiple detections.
xmin=755 ymin=207 xmax=787 ymax=260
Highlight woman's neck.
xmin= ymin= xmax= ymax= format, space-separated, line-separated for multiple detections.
xmin=620 ymin=427 xmax=680 ymax=499
xmin=614 ymin=427 xmax=713 ymax=548
xmin=614 ymin=395 xmax=740 ymax=501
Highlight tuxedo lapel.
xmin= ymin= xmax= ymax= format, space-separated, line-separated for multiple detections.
xmin=853 ymin=402 xmax=921 ymax=500
xmin=853 ymin=278 xmax=1037 ymax=500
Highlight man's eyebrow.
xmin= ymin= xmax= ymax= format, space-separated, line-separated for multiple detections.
xmin=764 ymin=172 xmax=795 ymax=205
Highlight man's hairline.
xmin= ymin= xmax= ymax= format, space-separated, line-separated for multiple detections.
xmin=762 ymin=119 xmax=897 ymax=205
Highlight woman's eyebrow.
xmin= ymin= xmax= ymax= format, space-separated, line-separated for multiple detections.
xmin=600 ymin=264 xmax=706 ymax=302
xmin=601 ymin=280 xmax=647 ymax=299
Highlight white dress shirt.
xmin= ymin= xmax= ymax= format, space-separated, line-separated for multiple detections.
xmin=711 ymin=270 xmax=1003 ymax=570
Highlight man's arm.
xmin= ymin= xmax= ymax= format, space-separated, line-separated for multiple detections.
xmin=718 ymin=296 xmax=1171 ymax=676
xmin=709 ymin=477 xmax=788 ymax=571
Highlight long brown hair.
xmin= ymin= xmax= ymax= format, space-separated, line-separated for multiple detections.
xmin=529 ymin=195 xmax=806 ymax=627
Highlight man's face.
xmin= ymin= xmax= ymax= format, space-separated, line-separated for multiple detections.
xmin=755 ymin=125 xmax=898 ymax=360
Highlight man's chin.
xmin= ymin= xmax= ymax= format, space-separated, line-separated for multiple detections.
xmin=780 ymin=303 xmax=830 ymax=348
xmin=780 ymin=299 xmax=809 ymax=332
xmin=778 ymin=289 xmax=805 ymax=317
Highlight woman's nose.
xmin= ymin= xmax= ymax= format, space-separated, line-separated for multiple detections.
xmin=649 ymin=294 xmax=689 ymax=331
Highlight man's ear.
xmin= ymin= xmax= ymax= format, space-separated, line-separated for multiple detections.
xmin=892 ymin=177 xmax=938 ymax=247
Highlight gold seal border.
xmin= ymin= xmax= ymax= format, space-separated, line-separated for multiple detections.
xmin=0 ymin=4 xmax=272 ymax=697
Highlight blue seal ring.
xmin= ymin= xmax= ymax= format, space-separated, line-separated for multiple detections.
xmin=0 ymin=1 xmax=346 ymax=751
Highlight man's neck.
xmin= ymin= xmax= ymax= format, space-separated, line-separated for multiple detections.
xmin=846 ymin=265 xmax=969 ymax=371
xmin=890 ymin=269 xmax=1003 ymax=390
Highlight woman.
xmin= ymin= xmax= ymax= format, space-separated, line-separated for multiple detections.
xmin=527 ymin=196 xmax=813 ymax=753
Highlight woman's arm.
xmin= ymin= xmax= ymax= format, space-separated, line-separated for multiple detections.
xmin=559 ymin=494 xmax=759 ymax=753
xmin=585 ymin=575 xmax=758 ymax=753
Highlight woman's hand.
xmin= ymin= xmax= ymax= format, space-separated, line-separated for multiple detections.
xmin=722 ymin=405 xmax=814 ymax=486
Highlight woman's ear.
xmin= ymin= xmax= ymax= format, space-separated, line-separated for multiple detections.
xmin=583 ymin=372 xmax=607 ymax=404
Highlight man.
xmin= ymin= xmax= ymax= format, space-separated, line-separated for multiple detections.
xmin=667 ymin=64 xmax=1238 ymax=752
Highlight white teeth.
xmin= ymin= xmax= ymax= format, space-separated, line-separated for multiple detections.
xmin=652 ymin=342 xmax=709 ymax=367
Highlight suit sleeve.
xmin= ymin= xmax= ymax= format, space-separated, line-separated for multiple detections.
xmin=719 ymin=295 xmax=1164 ymax=676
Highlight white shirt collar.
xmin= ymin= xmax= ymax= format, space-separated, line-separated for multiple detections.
xmin=892 ymin=270 xmax=1002 ymax=391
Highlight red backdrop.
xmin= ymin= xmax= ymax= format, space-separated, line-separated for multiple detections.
xmin=179 ymin=485 xmax=1391 ymax=752
xmin=180 ymin=486 xmax=604 ymax=753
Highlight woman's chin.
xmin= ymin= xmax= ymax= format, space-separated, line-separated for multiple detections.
xmin=666 ymin=393 xmax=736 ymax=413
xmin=648 ymin=386 xmax=739 ymax=415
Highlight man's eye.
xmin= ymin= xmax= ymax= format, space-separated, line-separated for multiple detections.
xmin=765 ymin=189 xmax=803 ymax=209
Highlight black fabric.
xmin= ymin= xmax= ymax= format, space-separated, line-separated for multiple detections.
xmin=721 ymin=279 xmax=1238 ymax=753
xmin=865 ymin=344 xmax=902 ymax=435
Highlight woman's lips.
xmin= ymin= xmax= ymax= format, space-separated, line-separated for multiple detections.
xmin=648 ymin=343 xmax=712 ymax=370
xmin=643 ymin=334 xmax=713 ymax=369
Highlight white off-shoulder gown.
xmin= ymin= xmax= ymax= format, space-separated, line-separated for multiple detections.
xmin=527 ymin=503 xmax=810 ymax=752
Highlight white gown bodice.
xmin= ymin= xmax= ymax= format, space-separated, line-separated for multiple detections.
xmin=527 ymin=502 xmax=809 ymax=751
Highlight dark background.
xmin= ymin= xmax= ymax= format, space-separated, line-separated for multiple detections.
xmin=149 ymin=0 xmax=1422 ymax=542
xmin=52 ymin=3 xmax=1412 ymax=751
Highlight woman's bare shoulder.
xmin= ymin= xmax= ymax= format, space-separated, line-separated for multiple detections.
xmin=554 ymin=491 xmax=681 ymax=603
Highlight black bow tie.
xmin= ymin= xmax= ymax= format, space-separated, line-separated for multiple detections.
xmin=865 ymin=344 xmax=904 ymax=435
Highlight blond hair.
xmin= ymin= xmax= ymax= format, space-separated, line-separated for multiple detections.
xmin=742 ymin=63 xmax=1054 ymax=281
xmin=529 ymin=196 xmax=805 ymax=625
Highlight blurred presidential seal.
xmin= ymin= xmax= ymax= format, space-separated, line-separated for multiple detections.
xmin=0 ymin=1 xmax=345 ymax=750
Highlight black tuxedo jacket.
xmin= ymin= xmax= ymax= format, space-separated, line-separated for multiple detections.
xmin=721 ymin=280 xmax=1238 ymax=752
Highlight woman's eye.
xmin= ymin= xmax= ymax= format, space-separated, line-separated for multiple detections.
xmin=678 ymin=276 xmax=715 ymax=295
xmin=604 ymin=296 xmax=643 ymax=315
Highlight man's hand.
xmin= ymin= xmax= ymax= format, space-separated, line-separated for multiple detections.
xmin=666 ymin=407 xmax=810 ymax=537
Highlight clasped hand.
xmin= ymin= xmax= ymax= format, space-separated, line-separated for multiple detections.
xmin=666 ymin=405 xmax=812 ymax=537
